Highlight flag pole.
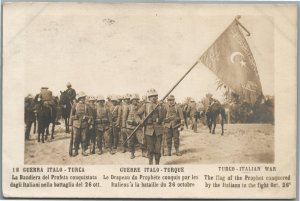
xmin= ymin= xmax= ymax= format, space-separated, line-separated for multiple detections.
xmin=123 ymin=60 xmax=200 ymax=145
xmin=235 ymin=15 xmax=251 ymax=36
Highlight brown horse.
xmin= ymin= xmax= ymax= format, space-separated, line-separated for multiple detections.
xmin=34 ymin=94 xmax=56 ymax=142
xmin=206 ymin=101 xmax=226 ymax=135
xmin=59 ymin=91 xmax=72 ymax=133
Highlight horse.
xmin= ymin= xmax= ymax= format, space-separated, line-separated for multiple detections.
xmin=34 ymin=94 xmax=56 ymax=142
xmin=59 ymin=91 xmax=72 ymax=133
xmin=206 ymin=101 xmax=226 ymax=135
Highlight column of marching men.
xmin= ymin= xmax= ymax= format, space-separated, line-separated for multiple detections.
xmin=69 ymin=88 xmax=185 ymax=165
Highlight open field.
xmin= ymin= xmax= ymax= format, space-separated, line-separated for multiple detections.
xmin=25 ymin=123 xmax=274 ymax=165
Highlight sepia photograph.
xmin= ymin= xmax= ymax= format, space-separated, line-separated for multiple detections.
xmin=2 ymin=3 xmax=296 ymax=199
xmin=20 ymin=5 xmax=274 ymax=165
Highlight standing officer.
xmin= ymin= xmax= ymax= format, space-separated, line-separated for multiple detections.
xmin=164 ymin=95 xmax=184 ymax=156
xmin=120 ymin=93 xmax=131 ymax=153
xmin=137 ymin=88 xmax=165 ymax=165
xmin=87 ymin=96 xmax=96 ymax=154
xmin=94 ymin=95 xmax=112 ymax=155
xmin=69 ymin=92 xmax=93 ymax=156
xmin=65 ymin=82 xmax=76 ymax=104
xmin=25 ymin=94 xmax=36 ymax=140
xmin=109 ymin=95 xmax=121 ymax=154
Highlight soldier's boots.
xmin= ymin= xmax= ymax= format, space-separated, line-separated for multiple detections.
xmin=130 ymin=152 xmax=135 ymax=159
xmin=167 ymin=149 xmax=172 ymax=156
xmin=97 ymin=149 xmax=103 ymax=155
xmin=109 ymin=148 xmax=116 ymax=155
xmin=73 ymin=149 xmax=79 ymax=157
xmin=142 ymin=149 xmax=148 ymax=158
xmin=149 ymin=153 xmax=154 ymax=165
xmin=155 ymin=154 xmax=160 ymax=165
xmin=175 ymin=148 xmax=182 ymax=156
xmin=122 ymin=147 xmax=127 ymax=153
xmin=82 ymin=150 xmax=89 ymax=157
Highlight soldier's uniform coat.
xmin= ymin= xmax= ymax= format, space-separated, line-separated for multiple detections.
xmin=70 ymin=102 xmax=93 ymax=152
xmin=123 ymin=103 xmax=143 ymax=153
xmin=164 ymin=103 xmax=184 ymax=152
xmin=94 ymin=103 xmax=111 ymax=151
xmin=137 ymin=102 xmax=165 ymax=155
xmin=109 ymin=104 xmax=121 ymax=149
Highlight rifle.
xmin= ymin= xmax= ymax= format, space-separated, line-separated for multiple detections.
xmin=69 ymin=123 xmax=74 ymax=156
xmin=123 ymin=60 xmax=200 ymax=145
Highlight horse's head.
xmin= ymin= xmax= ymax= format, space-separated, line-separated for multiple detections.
xmin=59 ymin=90 xmax=69 ymax=105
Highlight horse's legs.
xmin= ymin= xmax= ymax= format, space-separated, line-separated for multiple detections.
xmin=212 ymin=117 xmax=217 ymax=134
xmin=33 ymin=119 xmax=36 ymax=134
xmin=42 ymin=128 xmax=45 ymax=143
xmin=221 ymin=111 xmax=225 ymax=135
xmin=51 ymin=122 xmax=55 ymax=139
xmin=65 ymin=118 xmax=69 ymax=133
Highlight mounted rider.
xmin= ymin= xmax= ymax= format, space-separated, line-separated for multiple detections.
xmin=65 ymin=82 xmax=76 ymax=105
xmin=38 ymin=87 xmax=55 ymax=119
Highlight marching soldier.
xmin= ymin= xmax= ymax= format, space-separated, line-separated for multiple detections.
xmin=87 ymin=96 xmax=96 ymax=154
xmin=94 ymin=95 xmax=112 ymax=155
xmin=137 ymin=88 xmax=165 ymax=165
xmin=25 ymin=94 xmax=36 ymax=140
xmin=109 ymin=95 xmax=121 ymax=154
xmin=69 ymin=92 xmax=93 ymax=156
xmin=164 ymin=95 xmax=184 ymax=156
xmin=120 ymin=93 xmax=131 ymax=153
xmin=65 ymin=82 xmax=76 ymax=104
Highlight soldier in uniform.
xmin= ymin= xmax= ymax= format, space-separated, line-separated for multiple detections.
xmin=123 ymin=94 xmax=146 ymax=159
xmin=109 ymin=95 xmax=121 ymax=154
xmin=137 ymin=88 xmax=165 ymax=165
xmin=188 ymin=98 xmax=198 ymax=132
xmin=87 ymin=96 xmax=96 ymax=154
xmin=25 ymin=94 xmax=36 ymax=140
xmin=69 ymin=92 xmax=93 ymax=156
xmin=94 ymin=95 xmax=112 ymax=155
xmin=39 ymin=87 xmax=55 ymax=119
xmin=120 ymin=93 xmax=131 ymax=153
xmin=164 ymin=95 xmax=184 ymax=156
xmin=65 ymin=82 xmax=76 ymax=104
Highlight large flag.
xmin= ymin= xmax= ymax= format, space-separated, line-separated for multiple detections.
xmin=200 ymin=20 xmax=263 ymax=105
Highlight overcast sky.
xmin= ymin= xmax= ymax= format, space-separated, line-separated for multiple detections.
xmin=5 ymin=4 xmax=274 ymax=103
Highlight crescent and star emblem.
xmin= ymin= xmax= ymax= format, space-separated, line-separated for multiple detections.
xmin=230 ymin=52 xmax=246 ymax=67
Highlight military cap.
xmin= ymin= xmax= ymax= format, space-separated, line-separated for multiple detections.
xmin=110 ymin=95 xmax=118 ymax=101
xmin=27 ymin=94 xmax=33 ymax=99
xmin=96 ymin=95 xmax=105 ymax=101
xmin=117 ymin=95 xmax=123 ymax=100
xmin=41 ymin=87 xmax=49 ymax=89
xmin=131 ymin=93 xmax=140 ymax=100
xmin=142 ymin=95 xmax=147 ymax=101
xmin=167 ymin=94 xmax=175 ymax=100
xmin=88 ymin=96 xmax=96 ymax=101
xmin=123 ymin=93 xmax=132 ymax=100
xmin=66 ymin=82 xmax=72 ymax=87
xmin=147 ymin=88 xmax=158 ymax=97
xmin=77 ymin=91 xmax=86 ymax=99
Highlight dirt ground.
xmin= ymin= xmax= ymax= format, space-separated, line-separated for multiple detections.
xmin=24 ymin=123 xmax=274 ymax=165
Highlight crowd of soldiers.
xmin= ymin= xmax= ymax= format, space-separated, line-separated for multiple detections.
xmin=69 ymin=88 xmax=185 ymax=165
xmin=25 ymin=83 xmax=191 ymax=165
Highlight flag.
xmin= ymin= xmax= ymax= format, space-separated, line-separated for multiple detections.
xmin=200 ymin=20 xmax=263 ymax=105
